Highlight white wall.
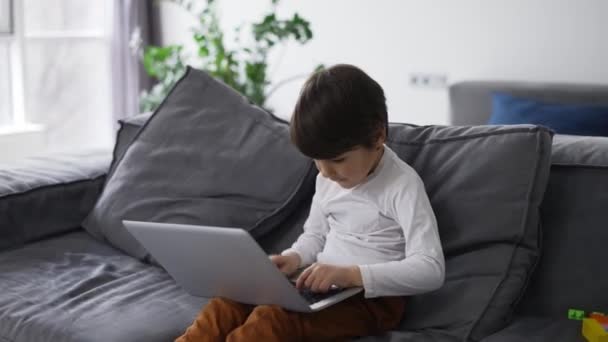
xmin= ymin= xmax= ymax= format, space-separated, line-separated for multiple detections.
xmin=158 ymin=0 xmax=608 ymax=125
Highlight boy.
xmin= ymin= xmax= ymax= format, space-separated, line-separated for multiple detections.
xmin=176 ymin=64 xmax=445 ymax=342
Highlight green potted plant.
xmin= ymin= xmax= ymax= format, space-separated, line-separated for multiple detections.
xmin=137 ymin=0 xmax=321 ymax=113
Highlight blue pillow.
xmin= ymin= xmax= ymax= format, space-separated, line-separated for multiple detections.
xmin=489 ymin=92 xmax=608 ymax=136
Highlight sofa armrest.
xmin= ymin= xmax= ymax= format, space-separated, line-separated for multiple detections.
xmin=0 ymin=149 xmax=111 ymax=251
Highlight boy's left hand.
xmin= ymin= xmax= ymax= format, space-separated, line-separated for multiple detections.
xmin=295 ymin=263 xmax=363 ymax=292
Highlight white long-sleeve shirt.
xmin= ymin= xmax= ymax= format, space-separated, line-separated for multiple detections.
xmin=282 ymin=146 xmax=445 ymax=298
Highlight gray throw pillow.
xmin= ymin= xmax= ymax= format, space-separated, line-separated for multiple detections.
xmin=386 ymin=124 xmax=553 ymax=341
xmin=83 ymin=67 xmax=317 ymax=260
xmin=109 ymin=112 xmax=152 ymax=177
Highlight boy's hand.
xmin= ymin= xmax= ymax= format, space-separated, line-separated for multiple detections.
xmin=269 ymin=253 xmax=301 ymax=276
xmin=296 ymin=263 xmax=363 ymax=292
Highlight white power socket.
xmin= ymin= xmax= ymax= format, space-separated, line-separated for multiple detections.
xmin=409 ymin=73 xmax=448 ymax=89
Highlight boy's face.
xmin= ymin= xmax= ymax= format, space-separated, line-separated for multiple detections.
xmin=314 ymin=144 xmax=384 ymax=189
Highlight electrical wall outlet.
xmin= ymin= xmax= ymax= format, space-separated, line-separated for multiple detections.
xmin=409 ymin=73 xmax=448 ymax=89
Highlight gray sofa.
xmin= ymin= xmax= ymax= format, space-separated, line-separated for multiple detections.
xmin=447 ymin=81 xmax=608 ymax=341
xmin=1 ymin=76 xmax=607 ymax=342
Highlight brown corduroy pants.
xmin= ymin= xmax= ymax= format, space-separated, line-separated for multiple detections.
xmin=175 ymin=293 xmax=405 ymax=342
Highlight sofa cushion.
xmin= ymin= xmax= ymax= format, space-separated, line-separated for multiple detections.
xmin=480 ymin=316 xmax=582 ymax=342
xmin=489 ymin=92 xmax=608 ymax=137
xmin=386 ymin=124 xmax=553 ymax=341
xmin=109 ymin=111 xmax=152 ymax=176
xmin=0 ymin=228 xmax=448 ymax=342
xmin=83 ymin=67 xmax=317 ymax=260
xmin=517 ymin=134 xmax=608 ymax=317
xmin=0 ymin=231 xmax=206 ymax=342
xmin=0 ymin=150 xmax=110 ymax=252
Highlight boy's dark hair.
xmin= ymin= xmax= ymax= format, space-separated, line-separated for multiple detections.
xmin=290 ymin=64 xmax=388 ymax=160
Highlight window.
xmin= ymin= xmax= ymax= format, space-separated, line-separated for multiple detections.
xmin=0 ymin=0 xmax=114 ymax=157
xmin=0 ymin=0 xmax=13 ymax=126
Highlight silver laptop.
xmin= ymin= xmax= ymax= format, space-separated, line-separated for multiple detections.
xmin=122 ymin=220 xmax=363 ymax=312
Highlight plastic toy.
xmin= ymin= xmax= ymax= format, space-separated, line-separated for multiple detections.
xmin=569 ymin=309 xmax=608 ymax=342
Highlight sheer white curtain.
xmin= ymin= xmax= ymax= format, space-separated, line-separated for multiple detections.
xmin=111 ymin=0 xmax=154 ymax=125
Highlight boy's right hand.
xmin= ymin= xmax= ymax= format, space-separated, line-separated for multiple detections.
xmin=270 ymin=253 xmax=301 ymax=276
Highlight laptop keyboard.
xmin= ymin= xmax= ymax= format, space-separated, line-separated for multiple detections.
xmin=288 ymin=279 xmax=346 ymax=304
xmin=298 ymin=287 xmax=346 ymax=304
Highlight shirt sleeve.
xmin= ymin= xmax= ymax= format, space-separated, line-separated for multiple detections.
xmin=358 ymin=176 xmax=445 ymax=298
xmin=281 ymin=182 xmax=329 ymax=267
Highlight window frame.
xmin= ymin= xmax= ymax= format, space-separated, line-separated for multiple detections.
xmin=1 ymin=0 xmax=112 ymax=132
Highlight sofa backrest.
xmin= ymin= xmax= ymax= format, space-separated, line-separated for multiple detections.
xmin=516 ymin=134 xmax=608 ymax=317
xmin=0 ymin=150 xmax=110 ymax=252
xmin=449 ymin=81 xmax=608 ymax=317
xmin=449 ymin=80 xmax=608 ymax=125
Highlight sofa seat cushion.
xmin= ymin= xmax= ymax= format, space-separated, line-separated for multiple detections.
xmin=0 ymin=231 xmax=205 ymax=342
xmin=480 ymin=316 xmax=584 ymax=342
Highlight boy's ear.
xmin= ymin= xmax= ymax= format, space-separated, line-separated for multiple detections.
xmin=375 ymin=127 xmax=387 ymax=149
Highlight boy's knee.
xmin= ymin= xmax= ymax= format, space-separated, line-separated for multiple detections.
xmin=251 ymin=305 xmax=283 ymax=315
xmin=237 ymin=305 xmax=301 ymax=338
xmin=250 ymin=305 xmax=290 ymax=324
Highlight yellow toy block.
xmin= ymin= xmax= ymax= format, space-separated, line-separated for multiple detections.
xmin=583 ymin=318 xmax=608 ymax=342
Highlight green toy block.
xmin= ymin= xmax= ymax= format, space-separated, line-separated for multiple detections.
xmin=569 ymin=309 xmax=586 ymax=320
